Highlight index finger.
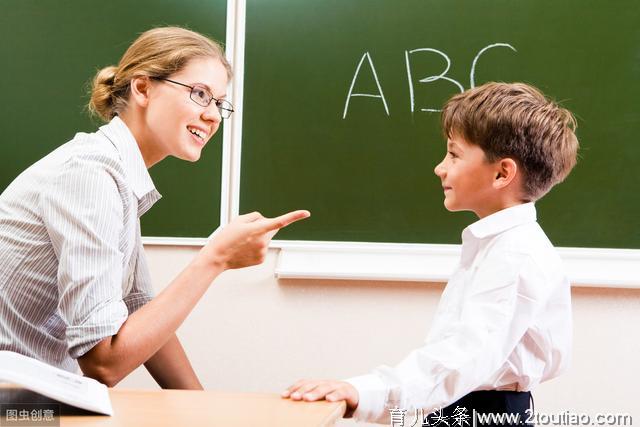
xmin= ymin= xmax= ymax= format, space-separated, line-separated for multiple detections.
xmin=260 ymin=210 xmax=310 ymax=233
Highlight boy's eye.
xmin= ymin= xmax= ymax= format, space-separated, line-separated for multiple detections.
xmin=448 ymin=151 xmax=457 ymax=158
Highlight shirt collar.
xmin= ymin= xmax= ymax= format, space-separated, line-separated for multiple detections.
xmin=98 ymin=116 xmax=161 ymax=215
xmin=463 ymin=203 xmax=537 ymax=241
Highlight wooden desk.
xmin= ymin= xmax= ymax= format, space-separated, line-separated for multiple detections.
xmin=60 ymin=388 xmax=346 ymax=427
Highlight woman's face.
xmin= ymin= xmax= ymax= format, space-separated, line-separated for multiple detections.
xmin=144 ymin=56 xmax=229 ymax=163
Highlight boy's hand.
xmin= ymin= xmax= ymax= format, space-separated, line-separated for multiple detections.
xmin=202 ymin=210 xmax=310 ymax=270
xmin=281 ymin=380 xmax=359 ymax=416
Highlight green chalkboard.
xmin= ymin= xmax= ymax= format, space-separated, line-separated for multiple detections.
xmin=0 ymin=0 xmax=227 ymax=238
xmin=240 ymin=0 xmax=640 ymax=249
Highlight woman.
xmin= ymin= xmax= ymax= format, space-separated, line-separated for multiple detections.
xmin=0 ymin=27 xmax=308 ymax=388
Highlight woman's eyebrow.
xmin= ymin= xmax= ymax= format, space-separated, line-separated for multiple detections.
xmin=192 ymin=82 xmax=226 ymax=99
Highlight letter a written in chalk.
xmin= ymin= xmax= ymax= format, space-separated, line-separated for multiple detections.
xmin=343 ymin=52 xmax=390 ymax=119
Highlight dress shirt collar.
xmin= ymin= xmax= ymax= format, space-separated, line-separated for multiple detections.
xmin=98 ymin=116 xmax=161 ymax=215
xmin=463 ymin=202 xmax=537 ymax=241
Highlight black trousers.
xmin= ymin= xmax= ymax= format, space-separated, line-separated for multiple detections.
xmin=429 ymin=390 xmax=533 ymax=427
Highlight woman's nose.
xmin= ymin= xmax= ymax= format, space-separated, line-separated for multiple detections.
xmin=202 ymin=103 xmax=222 ymax=123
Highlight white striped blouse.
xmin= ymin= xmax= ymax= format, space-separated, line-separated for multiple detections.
xmin=0 ymin=116 xmax=161 ymax=372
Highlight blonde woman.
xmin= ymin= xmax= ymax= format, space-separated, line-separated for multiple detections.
xmin=0 ymin=27 xmax=309 ymax=388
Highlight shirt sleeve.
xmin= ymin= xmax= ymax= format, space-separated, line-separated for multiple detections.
xmin=346 ymin=251 xmax=552 ymax=423
xmin=122 ymin=235 xmax=155 ymax=314
xmin=40 ymin=156 xmax=129 ymax=359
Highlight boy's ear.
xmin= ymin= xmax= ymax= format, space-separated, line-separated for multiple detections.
xmin=493 ymin=158 xmax=518 ymax=190
xmin=129 ymin=76 xmax=151 ymax=108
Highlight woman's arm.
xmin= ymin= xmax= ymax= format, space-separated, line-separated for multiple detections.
xmin=144 ymin=334 xmax=202 ymax=390
xmin=77 ymin=210 xmax=309 ymax=387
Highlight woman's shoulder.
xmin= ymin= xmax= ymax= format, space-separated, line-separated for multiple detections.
xmin=41 ymin=130 xmax=127 ymax=179
xmin=0 ymin=130 xmax=130 ymax=224
xmin=6 ymin=130 xmax=128 ymax=199
xmin=66 ymin=130 xmax=124 ymax=167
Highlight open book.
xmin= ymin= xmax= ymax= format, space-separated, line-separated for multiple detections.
xmin=0 ymin=351 xmax=112 ymax=415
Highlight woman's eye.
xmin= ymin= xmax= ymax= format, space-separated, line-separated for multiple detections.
xmin=192 ymin=87 xmax=211 ymax=102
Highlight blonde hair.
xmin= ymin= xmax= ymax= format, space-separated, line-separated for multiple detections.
xmin=441 ymin=82 xmax=579 ymax=201
xmin=88 ymin=26 xmax=232 ymax=122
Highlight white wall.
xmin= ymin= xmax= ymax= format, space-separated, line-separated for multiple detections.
xmin=118 ymin=245 xmax=640 ymax=425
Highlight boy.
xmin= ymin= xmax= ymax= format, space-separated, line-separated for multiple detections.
xmin=282 ymin=82 xmax=579 ymax=425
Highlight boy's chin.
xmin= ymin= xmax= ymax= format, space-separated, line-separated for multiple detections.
xmin=443 ymin=199 xmax=460 ymax=212
xmin=443 ymin=201 xmax=474 ymax=215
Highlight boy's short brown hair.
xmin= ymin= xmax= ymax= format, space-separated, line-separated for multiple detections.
xmin=441 ymin=82 xmax=579 ymax=201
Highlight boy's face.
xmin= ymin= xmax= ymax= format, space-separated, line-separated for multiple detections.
xmin=433 ymin=134 xmax=500 ymax=218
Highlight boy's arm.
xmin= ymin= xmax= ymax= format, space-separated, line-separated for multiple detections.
xmin=144 ymin=333 xmax=202 ymax=389
xmin=284 ymin=253 xmax=555 ymax=423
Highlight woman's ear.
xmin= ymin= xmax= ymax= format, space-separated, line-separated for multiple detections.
xmin=129 ymin=76 xmax=151 ymax=108
xmin=493 ymin=158 xmax=518 ymax=190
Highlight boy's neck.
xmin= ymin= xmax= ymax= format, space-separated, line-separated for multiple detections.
xmin=474 ymin=198 xmax=527 ymax=219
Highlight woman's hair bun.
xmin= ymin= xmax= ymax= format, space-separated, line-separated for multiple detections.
xmin=88 ymin=65 xmax=119 ymax=121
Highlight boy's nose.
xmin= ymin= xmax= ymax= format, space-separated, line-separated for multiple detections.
xmin=434 ymin=160 xmax=445 ymax=177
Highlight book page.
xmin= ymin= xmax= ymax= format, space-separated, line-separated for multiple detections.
xmin=0 ymin=351 xmax=112 ymax=415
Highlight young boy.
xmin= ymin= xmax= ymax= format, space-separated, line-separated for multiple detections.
xmin=282 ymin=82 xmax=579 ymax=425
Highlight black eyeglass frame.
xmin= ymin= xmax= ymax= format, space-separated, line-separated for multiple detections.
xmin=151 ymin=77 xmax=235 ymax=119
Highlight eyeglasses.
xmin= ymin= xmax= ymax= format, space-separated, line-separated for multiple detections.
xmin=151 ymin=77 xmax=235 ymax=119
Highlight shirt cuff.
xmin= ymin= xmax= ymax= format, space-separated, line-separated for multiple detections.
xmin=345 ymin=373 xmax=389 ymax=423
xmin=66 ymin=300 xmax=129 ymax=359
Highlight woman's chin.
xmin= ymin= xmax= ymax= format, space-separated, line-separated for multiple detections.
xmin=174 ymin=147 xmax=203 ymax=162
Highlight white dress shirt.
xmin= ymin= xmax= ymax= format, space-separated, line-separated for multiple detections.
xmin=0 ymin=117 xmax=160 ymax=372
xmin=347 ymin=203 xmax=572 ymax=423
